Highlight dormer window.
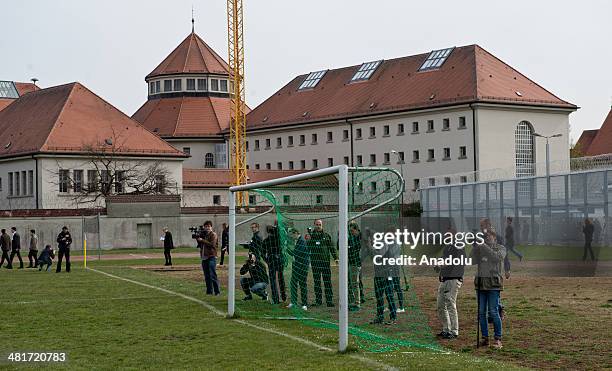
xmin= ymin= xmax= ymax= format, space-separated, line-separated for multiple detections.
xmin=220 ymin=80 xmax=228 ymax=92
xmin=197 ymin=78 xmax=207 ymax=91
xmin=186 ymin=79 xmax=195 ymax=90
xmin=211 ymin=79 xmax=219 ymax=91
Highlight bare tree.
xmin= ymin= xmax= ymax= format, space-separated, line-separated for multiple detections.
xmin=49 ymin=129 xmax=177 ymax=207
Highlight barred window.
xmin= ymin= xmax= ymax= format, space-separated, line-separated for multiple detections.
xmin=205 ymin=153 xmax=215 ymax=168
xmin=515 ymin=121 xmax=535 ymax=177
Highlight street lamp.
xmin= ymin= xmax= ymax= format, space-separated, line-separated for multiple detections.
xmin=532 ymin=133 xmax=563 ymax=177
xmin=532 ymin=132 xmax=562 ymax=247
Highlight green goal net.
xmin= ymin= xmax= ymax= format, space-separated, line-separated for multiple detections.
xmin=229 ymin=166 xmax=440 ymax=352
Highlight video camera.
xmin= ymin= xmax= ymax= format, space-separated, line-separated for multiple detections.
xmin=189 ymin=226 xmax=206 ymax=239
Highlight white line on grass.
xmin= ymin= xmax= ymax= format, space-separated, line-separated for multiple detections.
xmin=128 ymin=254 xmax=151 ymax=259
xmin=88 ymin=267 xmax=397 ymax=371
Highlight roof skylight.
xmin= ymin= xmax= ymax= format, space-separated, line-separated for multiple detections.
xmin=418 ymin=47 xmax=454 ymax=71
xmin=298 ymin=70 xmax=327 ymax=90
xmin=350 ymin=60 xmax=382 ymax=82
xmin=0 ymin=81 xmax=19 ymax=99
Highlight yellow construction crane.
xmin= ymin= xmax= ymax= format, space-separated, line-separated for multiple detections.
xmin=227 ymin=0 xmax=248 ymax=206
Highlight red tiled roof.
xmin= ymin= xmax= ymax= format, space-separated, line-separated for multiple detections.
xmin=576 ymin=129 xmax=599 ymax=155
xmin=147 ymin=32 xmax=229 ymax=79
xmin=246 ymin=45 xmax=576 ymax=130
xmin=183 ymin=168 xmax=304 ymax=188
xmin=582 ymin=109 xmax=612 ymax=156
xmin=0 ymin=82 xmax=187 ymax=159
xmin=0 ymin=99 xmax=13 ymax=112
xmin=14 ymin=82 xmax=40 ymax=96
xmin=132 ymin=96 xmax=249 ymax=138
xmin=0 ymin=82 xmax=41 ymax=113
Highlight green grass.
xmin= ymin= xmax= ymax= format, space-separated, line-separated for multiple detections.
xmin=0 ymin=259 xmax=518 ymax=370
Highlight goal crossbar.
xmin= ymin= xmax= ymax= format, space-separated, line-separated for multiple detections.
xmin=228 ymin=165 xmax=349 ymax=352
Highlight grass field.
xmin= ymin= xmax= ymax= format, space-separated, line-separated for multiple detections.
xmin=1 ymin=248 xmax=609 ymax=370
xmin=0 ymin=254 xmax=515 ymax=371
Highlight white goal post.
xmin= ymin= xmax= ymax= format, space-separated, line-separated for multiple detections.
xmin=228 ymin=165 xmax=350 ymax=352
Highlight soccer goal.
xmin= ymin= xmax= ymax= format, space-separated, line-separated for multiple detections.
xmin=228 ymin=165 xmax=436 ymax=353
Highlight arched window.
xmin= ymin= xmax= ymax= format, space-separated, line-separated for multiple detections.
xmin=204 ymin=153 xmax=215 ymax=168
xmin=515 ymin=121 xmax=535 ymax=177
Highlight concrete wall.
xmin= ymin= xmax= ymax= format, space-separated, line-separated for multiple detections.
xmin=37 ymin=156 xmax=184 ymax=209
xmin=475 ymin=104 xmax=571 ymax=175
xmin=166 ymin=139 xmax=226 ymax=169
xmin=247 ymin=106 xmax=476 ymax=189
xmin=0 ymin=210 xmax=392 ymax=251
xmin=0 ymin=157 xmax=37 ymax=210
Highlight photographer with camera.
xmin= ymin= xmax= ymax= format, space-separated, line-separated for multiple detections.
xmin=196 ymin=221 xmax=220 ymax=295
xmin=240 ymin=253 xmax=269 ymax=301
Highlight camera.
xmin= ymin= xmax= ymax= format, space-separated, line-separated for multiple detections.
xmin=306 ymin=227 xmax=313 ymax=234
xmin=189 ymin=226 xmax=206 ymax=239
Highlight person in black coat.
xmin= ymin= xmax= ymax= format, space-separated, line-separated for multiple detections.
xmin=9 ymin=227 xmax=24 ymax=269
xmin=38 ymin=245 xmax=55 ymax=272
xmin=583 ymin=218 xmax=595 ymax=261
xmin=56 ymin=226 xmax=72 ymax=273
xmin=162 ymin=227 xmax=174 ymax=266
xmin=0 ymin=229 xmax=12 ymax=268
xmin=220 ymin=223 xmax=229 ymax=265
xmin=263 ymin=225 xmax=286 ymax=304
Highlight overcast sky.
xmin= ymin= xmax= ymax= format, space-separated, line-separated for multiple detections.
xmin=2 ymin=0 xmax=611 ymax=142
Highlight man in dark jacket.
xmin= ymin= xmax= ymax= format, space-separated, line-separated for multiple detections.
xmin=436 ymin=228 xmax=466 ymax=339
xmin=220 ymin=223 xmax=229 ymax=265
xmin=28 ymin=229 xmax=38 ymax=268
xmin=287 ymin=228 xmax=309 ymax=309
xmin=162 ymin=227 xmax=174 ymax=266
xmin=56 ymin=226 xmax=73 ymax=273
xmin=38 ymin=245 xmax=55 ymax=272
xmin=264 ymin=225 xmax=286 ymax=304
xmin=247 ymin=223 xmax=264 ymax=259
xmin=504 ymin=217 xmax=523 ymax=261
xmin=583 ymin=218 xmax=595 ymax=261
xmin=197 ymin=221 xmax=220 ymax=295
xmin=9 ymin=227 xmax=24 ymax=269
xmin=0 ymin=229 xmax=12 ymax=268
xmin=240 ymin=253 xmax=269 ymax=300
xmin=307 ymin=219 xmax=337 ymax=307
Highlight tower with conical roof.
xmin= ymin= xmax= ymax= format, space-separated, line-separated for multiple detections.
xmin=133 ymin=30 xmax=246 ymax=169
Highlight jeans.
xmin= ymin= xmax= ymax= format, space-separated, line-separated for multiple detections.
xmin=506 ymin=242 xmax=523 ymax=259
xmin=201 ymin=257 xmax=220 ymax=295
xmin=240 ymin=277 xmax=267 ymax=298
xmin=290 ymin=263 xmax=308 ymax=306
xmin=437 ymin=279 xmax=462 ymax=335
xmin=374 ymin=277 xmax=396 ymax=321
xmin=312 ymin=263 xmax=333 ymax=305
xmin=56 ymin=248 xmax=71 ymax=272
xmin=478 ymin=290 xmax=502 ymax=340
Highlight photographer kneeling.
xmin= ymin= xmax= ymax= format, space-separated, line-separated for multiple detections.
xmin=240 ymin=253 xmax=269 ymax=301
